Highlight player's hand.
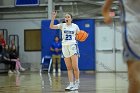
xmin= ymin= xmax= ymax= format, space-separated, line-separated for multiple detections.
xmin=52 ymin=11 xmax=57 ymax=20
xmin=103 ymin=15 xmax=112 ymax=24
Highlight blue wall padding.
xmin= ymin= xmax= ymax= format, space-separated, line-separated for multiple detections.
xmin=41 ymin=20 xmax=59 ymax=57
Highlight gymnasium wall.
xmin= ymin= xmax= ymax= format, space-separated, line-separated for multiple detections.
xmin=0 ymin=19 xmax=42 ymax=71
xmin=95 ymin=21 xmax=127 ymax=72
xmin=0 ymin=19 xmax=126 ymax=72
xmin=0 ymin=19 xmax=96 ymax=71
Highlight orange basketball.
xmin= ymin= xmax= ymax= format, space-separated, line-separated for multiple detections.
xmin=76 ymin=30 xmax=88 ymax=42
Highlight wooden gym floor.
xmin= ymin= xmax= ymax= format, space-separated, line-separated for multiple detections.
xmin=0 ymin=71 xmax=128 ymax=93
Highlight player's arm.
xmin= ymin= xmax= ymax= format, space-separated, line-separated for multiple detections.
xmin=76 ymin=24 xmax=80 ymax=34
xmin=102 ymin=0 xmax=114 ymax=24
xmin=50 ymin=11 xmax=59 ymax=29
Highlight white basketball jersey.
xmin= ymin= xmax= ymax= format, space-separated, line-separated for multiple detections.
xmin=123 ymin=0 xmax=140 ymax=21
xmin=57 ymin=23 xmax=80 ymax=45
xmin=122 ymin=0 xmax=140 ymax=58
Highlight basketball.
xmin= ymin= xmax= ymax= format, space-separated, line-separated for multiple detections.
xmin=76 ymin=30 xmax=88 ymax=42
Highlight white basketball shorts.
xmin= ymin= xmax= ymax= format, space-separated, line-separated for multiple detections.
xmin=62 ymin=44 xmax=79 ymax=58
xmin=123 ymin=21 xmax=140 ymax=61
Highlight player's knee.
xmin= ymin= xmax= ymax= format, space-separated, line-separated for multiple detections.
xmin=66 ymin=66 xmax=73 ymax=71
xmin=73 ymin=66 xmax=79 ymax=71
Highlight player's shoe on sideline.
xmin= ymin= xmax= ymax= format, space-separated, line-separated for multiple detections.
xmin=70 ymin=81 xmax=80 ymax=91
xmin=65 ymin=84 xmax=74 ymax=91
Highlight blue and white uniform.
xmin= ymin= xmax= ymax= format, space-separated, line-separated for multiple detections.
xmin=121 ymin=0 xmax=140 ymax=61
xmin=57 ymin=23 xmax=80 ymax=58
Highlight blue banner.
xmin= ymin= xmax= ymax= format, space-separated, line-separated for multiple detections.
xmin=15 ymin=0 xmax=39 ymax=6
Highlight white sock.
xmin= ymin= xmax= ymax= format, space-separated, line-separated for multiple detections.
xmin=75 ymin=79 xmax=80 ymax=83
xmin=70 ymin=82 xmax=74 ymax=86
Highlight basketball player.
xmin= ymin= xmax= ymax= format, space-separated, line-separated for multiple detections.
xmin=50 ymin=11 xmax=80 ymax=91
xmin=102 ymin=0 xmax=140 ymax=93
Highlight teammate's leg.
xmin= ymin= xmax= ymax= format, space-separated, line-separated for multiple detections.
xmin=127 ymin=60 xmax=140 ymax=93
